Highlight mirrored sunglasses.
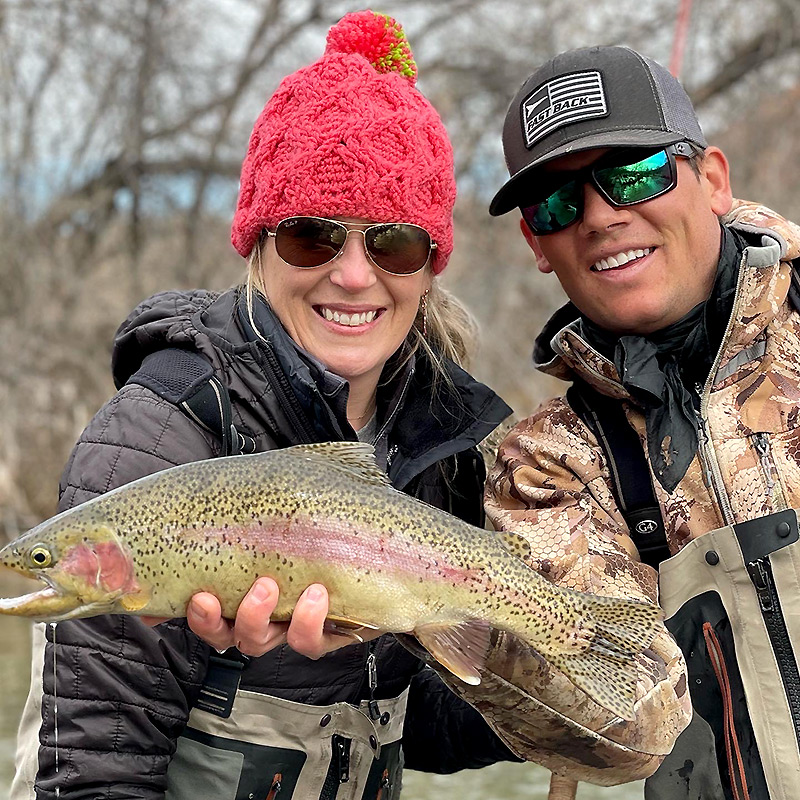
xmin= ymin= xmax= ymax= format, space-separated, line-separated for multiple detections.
xmin=265 ymin=216 xmax=436 ymax=275
xmin=521 ymin=143 xmax=695 ymax=235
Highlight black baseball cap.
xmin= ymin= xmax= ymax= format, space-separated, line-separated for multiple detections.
xmin=490 ymin=45 xmax=707 ymax=216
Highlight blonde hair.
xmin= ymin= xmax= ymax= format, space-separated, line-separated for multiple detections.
xmin=245 ymin=238 xmax=478 ymax=381
xmin=409 ymin=280 xmax=478 ymax=371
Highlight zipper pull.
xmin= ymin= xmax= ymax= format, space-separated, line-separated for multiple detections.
xmin=753 ymin=433 xmax=776 ymax=492
xmin=694 ymin=381 xmax=705 ymax=404
xmin=366 ymin=651 xmax=381 ymax=720
xmin=747 ymin=559 xmax=775 ymax=612
xmin=333 ymin=734 xmax=351 ymax=783
xmin=694 ymin=414 xmax=717 ymax=491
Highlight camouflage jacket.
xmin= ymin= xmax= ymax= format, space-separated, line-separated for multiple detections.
xmin=423 ymin=201 xmax=800 ymax=787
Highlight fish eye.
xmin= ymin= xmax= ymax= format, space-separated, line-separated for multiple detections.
xmin=29 ymin=546 xmax=52 ymax=568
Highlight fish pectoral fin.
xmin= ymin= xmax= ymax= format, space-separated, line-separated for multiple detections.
xmin=414 ymin=619 xmax=492 ymax=686
xmin=323 ymin=615 xmax=382 ymax=642
xmin=118 ymin=588 xmax=152 ymax=613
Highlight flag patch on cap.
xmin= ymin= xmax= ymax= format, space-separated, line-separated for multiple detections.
xmin=522 ymin=71 xmax=607 ymax=148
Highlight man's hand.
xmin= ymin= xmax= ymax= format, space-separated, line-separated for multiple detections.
xmin=142 ymin=578 xmax=380 ymax=658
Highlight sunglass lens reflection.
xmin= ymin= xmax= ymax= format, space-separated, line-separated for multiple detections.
xmin=365 ymin=224 xmax=431 ymax=274
xmin=524 ymin=180 xmax=581 ymax=234
xmin=597 ymin=150 xmax=673 ymax=205
xmin=276 ymin=218 xmax=346 ymax=268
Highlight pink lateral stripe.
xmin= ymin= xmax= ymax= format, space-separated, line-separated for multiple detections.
xmin=181 ymin=518 xmax=479 ymax=583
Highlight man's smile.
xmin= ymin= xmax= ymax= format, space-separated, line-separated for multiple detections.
xmin=591 ymin=247 xmax=653 ymax=272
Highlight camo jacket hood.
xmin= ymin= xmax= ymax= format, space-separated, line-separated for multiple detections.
xmin=424 ymin=201 xmax=800 ymax=786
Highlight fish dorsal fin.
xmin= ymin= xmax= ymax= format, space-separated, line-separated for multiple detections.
xmin=497 ymin=531 xmax=532 ymax=562
xmin=414 ymin=619 xmax=492 ymax=686
xmin=288 ymin=442 xmax=392 ymax=488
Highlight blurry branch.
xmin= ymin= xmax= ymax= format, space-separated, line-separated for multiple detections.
xmin=43 ymin=155 xmax=241 ymax=229
xmin=182 ymin=0 xmax=324 ymax=274
xmin=12 ymin=0 xmax=69 ymax=215
xmin=125 ymin=0 xmax=164 ymax=289
xmin=692 ymin=20 xmax=800 ymax=106
xmin=142 ymin=1 xmax=321 ymax=149
xmin=405 ymin=0 xmax=487 ymax=49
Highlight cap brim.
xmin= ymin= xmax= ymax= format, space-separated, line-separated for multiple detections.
xmin=489 ymin=129 xmax=686 ymax=216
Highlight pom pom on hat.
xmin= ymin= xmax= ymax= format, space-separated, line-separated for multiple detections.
xmin=325 ymin=10 xmax=417 ymax=83
xmin=231 ymin=9 xmax=455 ymax=273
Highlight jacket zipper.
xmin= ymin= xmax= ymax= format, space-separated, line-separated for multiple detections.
xmin=745 ymin=557 xmax=800 ymax=747
xmin=375 ymin=367 xmax=414 ymax=473
xmin=319 ymin=734 xmax=350 ymax=799
xmin=692 ymin=250 xmax=750 ymax=526
xmin=258 ymin=344 xmax=318 ymax=443
xmin=752 ymin=433 xmax=788 ymax=511
xmin=317 ymin=641 xmax=382 ymax=799
xmin=694 ymin=403 xmax=735 ymax=525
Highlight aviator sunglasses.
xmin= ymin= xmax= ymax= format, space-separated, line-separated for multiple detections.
xmin=520 ymin=142 xmax=697 ymax=235
xmin=264 ymin=216 xmax=437 ymax=275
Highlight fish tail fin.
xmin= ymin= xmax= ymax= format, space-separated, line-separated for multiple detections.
xmin=548 ymin=594 xmax=662 ymax=721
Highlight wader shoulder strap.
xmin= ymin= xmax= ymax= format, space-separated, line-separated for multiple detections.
xmin=125 ymin=348 xmax=255 ymax=457
xmin=788 ymin=257 xmax=800 ymax=313
xmin=566 ymin=380 xmax=669 ymax=568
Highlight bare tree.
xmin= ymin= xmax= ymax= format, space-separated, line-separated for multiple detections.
xmin=1 ymin=0 xmax=799 ymax=533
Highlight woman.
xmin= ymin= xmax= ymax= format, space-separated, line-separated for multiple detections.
xmin=13 ymin=11 xmax=515 ymax=800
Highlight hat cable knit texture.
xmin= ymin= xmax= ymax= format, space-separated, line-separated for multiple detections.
xmin=231 ymin=10 xmax=455 ymax=273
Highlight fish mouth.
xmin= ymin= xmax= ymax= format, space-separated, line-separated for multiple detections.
xmin=0 ymin=583 xmax=84 ymax=620
xmin=0 ymin=579 xmax=116 ymax=622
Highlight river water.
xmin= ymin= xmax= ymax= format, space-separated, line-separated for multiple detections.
xmin=0 ymin=574 xmax=643 ymax=798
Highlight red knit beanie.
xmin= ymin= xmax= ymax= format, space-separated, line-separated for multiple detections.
xmin=231 ymin=10 xmax=455 ymax=274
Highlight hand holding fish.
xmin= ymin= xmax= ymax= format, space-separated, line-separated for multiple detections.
xmin=0 ymin=442 xmax=663 ymax=720
xmin=151 ymin=578 xmax=380 ymax=657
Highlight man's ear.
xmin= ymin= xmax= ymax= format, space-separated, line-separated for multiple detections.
xmin=700 ymin=146 xmax=733 ymax=217
xmin=519 ymin=217 xmax=553 ymax=274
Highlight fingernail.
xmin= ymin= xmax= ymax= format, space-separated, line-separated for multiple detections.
xmin=304 ymin=585 xmax=324 ymax=602
xmin=191 ymin=603 xmax=208 ymax=620
xmin=252 ymin=581 xmax=272 ymax=602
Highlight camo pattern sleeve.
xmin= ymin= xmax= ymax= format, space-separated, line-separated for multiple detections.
xmin=433 ymin=396 xmax=692 ymax=785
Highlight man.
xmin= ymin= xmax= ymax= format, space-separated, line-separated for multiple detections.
xmin=426 ymin=46 xmax=800 ymax=800
xmin=118 ymin=44 xmax=799 ymax=799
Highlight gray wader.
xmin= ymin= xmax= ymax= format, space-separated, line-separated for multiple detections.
xmin=164 ymin=689 xmax=408 ymax=800
xmin=646 ymin=509 xmax=800 ymax=800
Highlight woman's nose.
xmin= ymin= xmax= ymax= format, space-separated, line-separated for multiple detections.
xmin=328 ymin=232 xmax=378 ymax=290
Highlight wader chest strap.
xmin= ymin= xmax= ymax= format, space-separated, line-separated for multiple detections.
xmin=126 ymin=348 xmax=255 ymax=457
xmin=567 ymin=381 xmax=669 ymax=568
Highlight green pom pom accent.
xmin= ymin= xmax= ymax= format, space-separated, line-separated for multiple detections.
xmin=325 ymin=10 xmax=418 ymax=84
xmin=374 ymin=13 xmax=417 ymax=80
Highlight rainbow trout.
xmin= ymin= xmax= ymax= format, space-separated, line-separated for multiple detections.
xmin=0 ymin=442 xmax=660 ymax=719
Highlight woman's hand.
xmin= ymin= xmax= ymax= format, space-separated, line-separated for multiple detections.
xmin=142 ymin=578 xmax=380 ymax=658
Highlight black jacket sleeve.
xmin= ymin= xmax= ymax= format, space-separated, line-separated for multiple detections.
xmin=399 ymin=640 xmax=521 ymax=774
xmin=35 ymin=385 xmax=217 ymax=800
